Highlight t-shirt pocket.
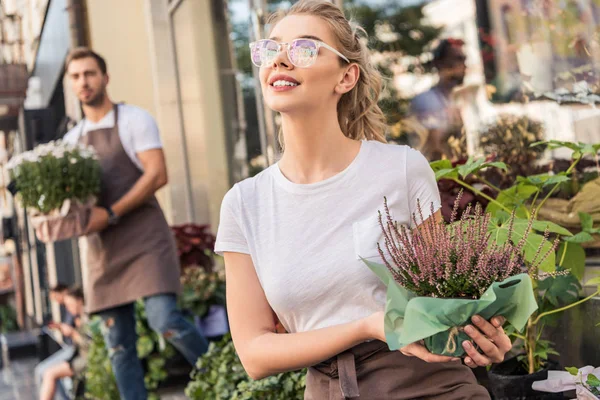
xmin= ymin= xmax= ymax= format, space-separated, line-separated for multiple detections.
xmin=352 ymin=215 xmax=385 ymax=261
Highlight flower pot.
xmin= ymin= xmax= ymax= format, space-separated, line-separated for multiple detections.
xmin=195 ymin=305 xmax=229 ymax=338
xmin=488 ymin=356 xmax=566 ymax=400
xmin=30 ymin=198 xmax=95 ymax=243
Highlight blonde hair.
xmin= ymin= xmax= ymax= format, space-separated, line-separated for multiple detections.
xmin=267 ymin=0 xmax=387 ymax=144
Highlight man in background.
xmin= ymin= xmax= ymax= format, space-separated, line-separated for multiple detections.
xmin=63 ymin=47 xmax=207 ymax=400
xmin=410 ymin=38 xmax=467 ymax=160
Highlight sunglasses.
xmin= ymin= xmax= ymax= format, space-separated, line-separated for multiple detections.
xmin=249 ymin=38 xmax=350 ymax=68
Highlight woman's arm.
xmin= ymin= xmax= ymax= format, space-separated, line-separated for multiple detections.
xmin=225 ymin=251 xmax=384 ymax=380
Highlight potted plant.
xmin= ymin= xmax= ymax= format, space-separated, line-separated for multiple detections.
xmin=179 ymin=265 xmax=228 ymax=338
xmin=430 ymin=140 xmax=600 ymax=399
xmin=6 ymin=140 xmax=101 ymax=243
xmin=171 ymin=224 xmax=229 ymax=338
xmin=171 ymin=223 xmax=216 ymax=272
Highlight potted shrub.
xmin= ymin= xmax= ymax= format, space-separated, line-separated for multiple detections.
xmin=179 ymin=265 xmax=228 ymax=338
xmin=6 ymin=140 xmax=100 ymax=243
xmin=430 ymin=140 xmax=600 ymax=399
xmin=185 ymin=334 xmax=306 ymax=400
xmin=171 ymin=224 xmax=229 ymax=338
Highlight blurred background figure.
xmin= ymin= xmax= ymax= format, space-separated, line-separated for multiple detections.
xmin=34 ymin=284 xmax=79 ymax=400
xmin=410 ymin=38 xmax=467 ymax=160
xmin=39 ymin=287 xmax=86 ymax=400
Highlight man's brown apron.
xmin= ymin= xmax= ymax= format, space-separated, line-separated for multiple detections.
xmin=79 ymin=104 xmax=181 ymax=313
xmin=305 ymin=340 xmax=491 ymax=400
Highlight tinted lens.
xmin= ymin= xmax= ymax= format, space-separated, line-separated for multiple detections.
xmin=251 ymin=40 xmax=279 ymax=67
xmin=289 ymin=39 xmax=318 ymax=67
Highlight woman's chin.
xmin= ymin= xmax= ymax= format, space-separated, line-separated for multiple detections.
xmin=266 ymin=100 xmax=303 ymax=114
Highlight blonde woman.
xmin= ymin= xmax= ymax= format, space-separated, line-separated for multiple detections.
xmin=215 ymin=1 xmax=510 ymax=398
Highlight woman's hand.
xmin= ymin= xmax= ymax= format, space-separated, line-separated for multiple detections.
xmin=364 ymin=311 xmax=459 ymax=363
xmin=462 ymin=315 xmax=511 ymax=368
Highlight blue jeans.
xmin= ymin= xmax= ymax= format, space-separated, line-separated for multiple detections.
xmin=96 ymin=294 xmax=208 ymax=400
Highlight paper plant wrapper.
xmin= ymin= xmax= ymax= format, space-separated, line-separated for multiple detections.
xmin=30 ymin=198 xmax=95 ymax=243
xmin=532 ymin=366 xmax=600 ymax=400
xmin=363 ymin=259 xmax=538 ymax=357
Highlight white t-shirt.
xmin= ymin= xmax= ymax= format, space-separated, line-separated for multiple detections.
xmin=215 ymin=141 xmax=441 ymax=334
xmin=63 ymin=104 xmax=162 ymax=171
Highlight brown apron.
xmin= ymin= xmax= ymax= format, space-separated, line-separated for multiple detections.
xmin=79 ymin=104 xmax=181 ymax=313
xmin=305 ymin=340 xmax=490 ymax=400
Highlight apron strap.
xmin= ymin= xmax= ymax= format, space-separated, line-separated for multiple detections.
xmin=337 ymin=352 xmax=360 ymax=399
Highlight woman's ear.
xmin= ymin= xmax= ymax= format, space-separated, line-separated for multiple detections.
xmin=335 ymin=63 xmax=360 ymax=95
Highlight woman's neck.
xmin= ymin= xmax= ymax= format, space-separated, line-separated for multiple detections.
xmin=278 ymin=109 xmax=362 ymax=184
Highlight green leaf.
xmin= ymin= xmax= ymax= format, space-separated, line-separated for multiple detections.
xmin=557 ymin=242 xmax=586 ymax=280
xmin=488 ymin=217 xmax=555 ymax=272
xmin=487 ymin=184 xmax=538 ymax=217
xmin=538 ymin=272 xmax=580 ymax=309
xmin=458 ymin=157 xmax=485 ymax=178
xmin=531 ymin=220 xmax=572 ymax=236
xmin=579 ymin=212 xmax=594 ymax=232
xmin=585 ymin=276 xmax=600 ymax=288
xmin=565 ymin=367 xmax=579 ymax=376
xmin=137 ymin=335 xmax=155 ymax=359
xmin=564 ymin=231 xmax=594 ymax=244
xmin=518 ymin=173 xmax=570 ymax=189
xmin=456 ymin=157 xmax=508 ymax=179
xmin=587 ymin=374 xmax=600 ymax=387
xmin=429 ymin=159 xmax=453 ymax=171
xmin=435 ymin=168 xmax=458 ymax=180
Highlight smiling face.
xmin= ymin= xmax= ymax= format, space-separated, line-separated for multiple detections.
xmin=259 ymin=14 xmax=350 ymax=114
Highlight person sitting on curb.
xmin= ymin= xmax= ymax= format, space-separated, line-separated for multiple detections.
xmin=35 ymin=284 xmax=79 ymax=400
xmin=40 ymin=287 xmax=88 ymax=400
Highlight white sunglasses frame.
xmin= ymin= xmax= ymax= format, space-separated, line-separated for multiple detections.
xmin=249 ymin=38 xmax=350 ymax=68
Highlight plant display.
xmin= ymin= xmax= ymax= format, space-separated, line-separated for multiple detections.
xmin=179 ymin=265 xmax=226 ymax=319
xmin=6 ymin=141 xmax=100 ymax=214
xmin=6 ymin=140 xmax=101 ymax=242
xmin=172 ymin=224 xmax=216 ymax=272
xmin=430 ymin=141 xmax=600 ymax=373
xmin=0 ymin=304 xmax=18 ymax=333
xmin=85 ymin=302 xmax=176 ymax=400
xmin=377 ymin=195 xmax=549 ymax=299
xmin=478 ymin=114 xmax=546 ymax=187
xmin=185 ymin=334 xmax=306 ymax=400
xmin=84 ymin=318 xmax=121 ymax=400
xmin=366 ymin=192 xmax=542 ymax=356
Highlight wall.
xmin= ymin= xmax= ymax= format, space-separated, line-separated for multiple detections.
xmin=145 ymin=0 xmax=232 ymax=229
xmin=84 ymin=0 xmax=170 ymax=215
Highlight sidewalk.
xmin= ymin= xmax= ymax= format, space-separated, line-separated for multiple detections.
xmin=0 ymin=356 xmax=37 ymax=400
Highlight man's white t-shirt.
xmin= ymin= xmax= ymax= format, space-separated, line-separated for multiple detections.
xmin=63 ymin=104 xmax=162 ymax=171
xmin=215 ymin=141 xmax=441 ymax=334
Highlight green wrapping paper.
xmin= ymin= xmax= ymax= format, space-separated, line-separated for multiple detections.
xmin=364 ymin=259 xmax=538 ymax=357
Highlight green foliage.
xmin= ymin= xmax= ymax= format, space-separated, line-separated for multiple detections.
xmin=84 ymin=302 xmax=176 ymax=399
xmin=430 ymin=139 xmax=600 ymax=374
xmin=479 ymin=115 xmax=546 ymax=184
xmin=185 ymin=334 xmax=306 ymax=400
xmin=84 ymin=319 xmax=120 ymax=400
xmin=7 ymin=141 xmax=101 ymax=214
xmin=179 ymin=266 xmax=226 ymax=318
xmin=430 ymin=158 xmax=508 ymax=181
xmin=488 ymin=215 xmax=556 ymax=273
xmin=0 ymin=304 xmax=18 ymax=333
